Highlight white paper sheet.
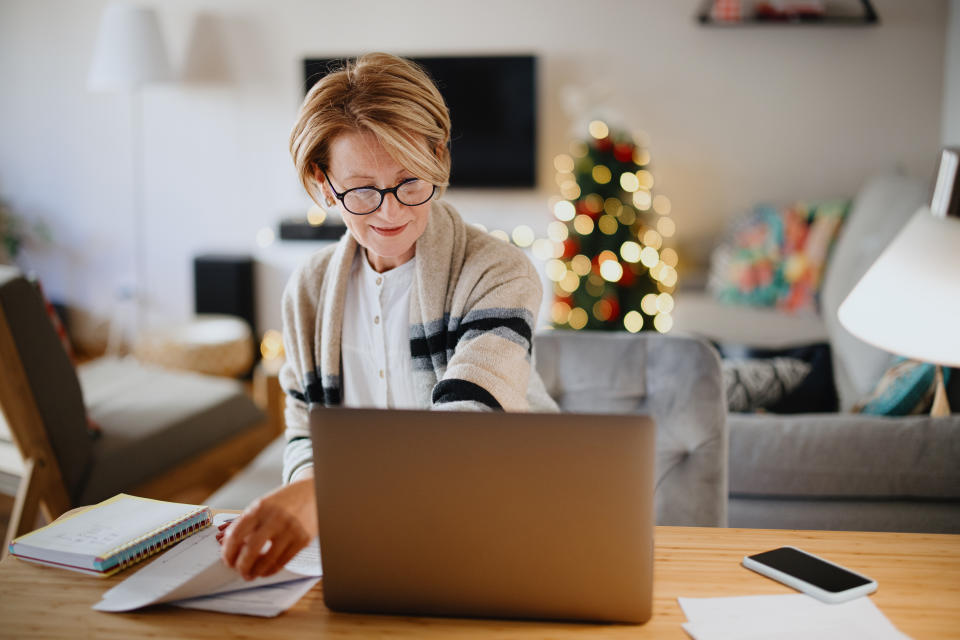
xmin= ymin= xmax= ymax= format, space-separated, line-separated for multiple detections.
xmin=678 ymin=594 xmax=911 ymax=640
xmin=93 ymin=515 xmax=322 ymax=613
xmin=171 ymin=577 xmax=320 ymax=617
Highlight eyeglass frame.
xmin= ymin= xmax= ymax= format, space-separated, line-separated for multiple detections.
xmin=320 ymin=168 xmax=436 ymax=215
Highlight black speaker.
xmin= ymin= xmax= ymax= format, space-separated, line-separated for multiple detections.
xmin=193 ymin=254 xmax=257 ymax=337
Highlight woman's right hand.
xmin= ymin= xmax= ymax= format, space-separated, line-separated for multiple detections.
xmin=219 ymin=471 xmax=318 ymax=580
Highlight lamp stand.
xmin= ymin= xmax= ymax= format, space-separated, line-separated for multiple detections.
xmin=931 ymin=365 xmax=951 ymax=417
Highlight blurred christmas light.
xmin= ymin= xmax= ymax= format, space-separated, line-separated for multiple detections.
xmin=585 ymin=274 xmax=605 ymax=297
xmin=568 ymin=307 xmax=588 ymax=330
xmin=532 ymin=238 xmax=555 ymax=261
xmin=307 ymin=204 xmax=327 ymax=226
xmin=588 ymin=120 xmax=609 ymax=139
xmin=592 ymin=164 xmax=612 ymax=184
xmin=547 ymin=221 xmax=569 ymax=242
xmin=656 ymin=292 xmax=675 ymax=314
xmin=620 ymin=241 xmax=641 ymax=263
xmin=593 ymin=299 xmax=613 ymax=322
xmin=260 ymin=329 xmax=284 ymax=360
xmin=599 ymin=260 xmax=624 ymax=282
xmin=657 ymin=217 xmax=676 ymax=238
xmin=619 ymin=207 xmax=637 ymax=226
xmin=554 ymin=154 xmax=575 ymax=173
xmin=584 ymin=193 xmax=604 ymax=213
xmin=559 ymin=271 xmax=580 ymax=293
xmin=551 ymin=301 xmax=572 ymax=324
xmin=660 ymin=265 xmax=678 ymax=287
xmin=604 ymin=197 xmax=623 ymax=216
xmin=636 ymin=170 xmax=655 ymax=190
xmin=640 ymin=246 xmax=660 ymax=268
xmin=633 ymin=148 xmax=651 ymax=166
xmin=654 ymin=312 xmax=673 ymax=333
xmin=598 ymin=215 xmax=618 ymax=235
xmin=570 ymin=141 xmax=588 ymax=158
xmin=511 ymin=225 xmax=535 ymax=247
xmin=598 ymin=250 xmax=617 ymax=263
xmin=546 ymin=259 xmax=567 ymax=282
xmin=623 ymin=310 xmax=644 ymax=333
xmin=490 ymin=229 xmax=510 ymax=243
xmin=653 ymin=194 xmax=672 ymax=215
xmin=560 ymin=180 xmax=581 ymax=200
xmin=661 ymin=247 xmax=679 ymax=267
xmin=641 ymin=293 xmax=659 ymax=315
xmin=554 ymin=200 xmax=576 ymax=221
xmin=555 ymin=172 xmax=574 ymax=186
xmin=642 ymin=229 xmax=663 ymax=249
xmin=632 ymin=191 xmax=652 ymax=210
xmin=619 ymin=172 xmax=640 ymax=193
xmin=570 ymin=254 xmax=593 ymax=276
xmin=573 ymin=214 xmax=594 ymax=235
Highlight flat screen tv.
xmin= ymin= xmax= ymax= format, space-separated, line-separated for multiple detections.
xmin=303 ymin=55 xmax=537 ymax=189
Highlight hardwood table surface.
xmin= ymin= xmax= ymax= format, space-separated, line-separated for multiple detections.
xmin=1 ymin=522 xmax=958 ymax=639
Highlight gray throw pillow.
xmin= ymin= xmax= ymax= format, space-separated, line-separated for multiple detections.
xmin=723 ymin=357 xmax=812 ymax=413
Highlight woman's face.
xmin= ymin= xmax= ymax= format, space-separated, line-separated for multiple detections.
xmin=319 ymin=130 xmax=432 ymax=273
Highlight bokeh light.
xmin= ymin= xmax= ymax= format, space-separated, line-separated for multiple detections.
xmin=599 ymin=260 xmax=624 ymax=282
xmin=568 ymin=307 xmax=588 ymax=330
xmin=588 ymin=120 xmax=609 ymax=139
xmin=554 ymin=154 xmax=575 ymax=173
xmin=620 ymin=241 xmax=641 ymax=263
xmin=623 ymin=310 xmax=644 ymax=333
xmin=573 ymin=214 xmax=594 ymax=235
xmin=554 ymin=200 xmax=576 ymax=221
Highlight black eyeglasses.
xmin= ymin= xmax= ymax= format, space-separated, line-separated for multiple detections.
xmin=322 ymin=170 xmax=436 ymax=215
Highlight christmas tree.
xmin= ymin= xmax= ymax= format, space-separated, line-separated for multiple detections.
xmin=545 ymin=121 xmax=678 ymax=333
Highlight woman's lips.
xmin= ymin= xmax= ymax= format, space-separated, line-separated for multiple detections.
xmin=370 ymin=222 xmax=408 ymax=237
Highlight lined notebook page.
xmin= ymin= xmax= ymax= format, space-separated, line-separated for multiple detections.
xmin=19 ymin=494 xmax=201 ymax=557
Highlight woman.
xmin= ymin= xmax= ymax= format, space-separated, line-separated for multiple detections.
xmin=220 ymin=53 xmax=556 ymax=580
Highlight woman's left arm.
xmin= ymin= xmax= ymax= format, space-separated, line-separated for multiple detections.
xmin=432 ymin=259 xmax=543 ymax=412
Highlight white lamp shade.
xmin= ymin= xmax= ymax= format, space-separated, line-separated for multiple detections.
xmin=88 ymin=4 xmax=171 ymax=92
xmin=838 ymin=207 xmax=960 ymax=367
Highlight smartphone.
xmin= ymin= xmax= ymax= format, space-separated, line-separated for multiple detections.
xmin=742 ymin=546 xmax=877 ymax=604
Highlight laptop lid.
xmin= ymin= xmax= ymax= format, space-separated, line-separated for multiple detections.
xmin=310 ymin=407 xmax=655 ymax=624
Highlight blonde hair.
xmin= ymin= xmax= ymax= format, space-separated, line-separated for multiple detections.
xmin=289 ymin=53 xmax=452 ymax=205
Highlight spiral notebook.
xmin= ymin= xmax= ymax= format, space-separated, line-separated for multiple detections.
xmin=8 ymin=493 xmax=211 ymax=577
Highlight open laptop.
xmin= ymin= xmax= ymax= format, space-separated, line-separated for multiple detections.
xmin=309 ymin=407 xmax=655 ymax=624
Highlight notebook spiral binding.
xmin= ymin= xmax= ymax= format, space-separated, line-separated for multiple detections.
xmin=96 ymin=507 xmax=213 ymax=574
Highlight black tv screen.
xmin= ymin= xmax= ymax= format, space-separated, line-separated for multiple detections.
xmin=303 ymin=55 xmax=536 ymax=189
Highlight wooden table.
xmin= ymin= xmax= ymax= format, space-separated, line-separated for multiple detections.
xmin=1 ymin=525 xmax=958 ymax=639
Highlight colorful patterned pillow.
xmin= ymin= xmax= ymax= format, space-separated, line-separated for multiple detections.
xmin=709 ymin=200 xmax=849 ymax=312
xmin=855 ymin=357 xmax=951 ymax=416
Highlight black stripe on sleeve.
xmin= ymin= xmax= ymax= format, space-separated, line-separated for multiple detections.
xmin=432 ymin=379 xmax=503 ymax=410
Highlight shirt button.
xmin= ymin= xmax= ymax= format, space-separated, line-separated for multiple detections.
xmin=376 ymin=277 xmax=383 ymax=286
xmin=379 ymin=369 xmax=384 ymax=379
xmin=374 ymin=315 xmax=380 ymax=324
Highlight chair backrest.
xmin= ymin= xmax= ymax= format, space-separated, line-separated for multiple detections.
xmin=0 ymin=266 xmax=91 ymax=521
xmin=534 ymin=331 xmax=727 ymax=527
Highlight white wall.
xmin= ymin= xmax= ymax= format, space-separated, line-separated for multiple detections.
xmin=945 ymin=0 xmax=960 ymax=145
xmin=0 ymin=0 xmax=948 ymax=332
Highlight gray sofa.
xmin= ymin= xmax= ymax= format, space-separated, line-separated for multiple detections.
xmin=674 ymin=173 xmax=960 ymax=533
xmin=209 ymin=331 xmax=728 ymax=528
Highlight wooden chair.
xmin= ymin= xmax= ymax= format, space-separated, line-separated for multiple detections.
xmin=0 ymin=266 xmax=278 ymax=553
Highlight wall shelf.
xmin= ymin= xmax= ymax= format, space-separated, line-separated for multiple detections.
xmin=697 ymin=0 xmax=879 ymax=27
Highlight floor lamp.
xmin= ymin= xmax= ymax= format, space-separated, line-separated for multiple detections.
xmin=88 ymin=3 xmax=172 ymax=351
xmin=838 ymin=148 xmax=960 ymax=416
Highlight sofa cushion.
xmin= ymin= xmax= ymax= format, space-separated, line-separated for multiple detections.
xmin=728 ymin=412 xmax=960 ymax=499
xmin=77 ymin=357 xmax=264 ymax=503
xmin=820 ymin=173 xmax=928 ymax=410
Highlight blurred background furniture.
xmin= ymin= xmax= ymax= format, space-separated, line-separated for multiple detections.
xmin=674 ymin=170 xmax=960 ymax=533
xmin=0 ymin=265 xmax=276 ymax=550
xmin=208 ymin=332 xmax=729 ymax=528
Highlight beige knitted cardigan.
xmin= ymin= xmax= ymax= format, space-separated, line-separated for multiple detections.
xmin=280 ymin=200 xmax=557 ymax=482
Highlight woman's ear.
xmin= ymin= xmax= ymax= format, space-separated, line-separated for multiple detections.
xmin=314 ymin=166 xmax=336 ymax=208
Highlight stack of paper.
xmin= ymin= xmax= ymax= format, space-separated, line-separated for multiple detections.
xmin=94 ymin=514 xmax=322 ymax=617
xmin=678 ymin=594 xmax=911 ymax=640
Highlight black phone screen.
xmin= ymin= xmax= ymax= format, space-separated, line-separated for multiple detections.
xmin=748 ymin=547 xmax=871 ymax=593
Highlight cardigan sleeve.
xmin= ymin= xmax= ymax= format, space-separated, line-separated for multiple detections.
xmin=432 ymin=245 xmax=545 ymax=412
